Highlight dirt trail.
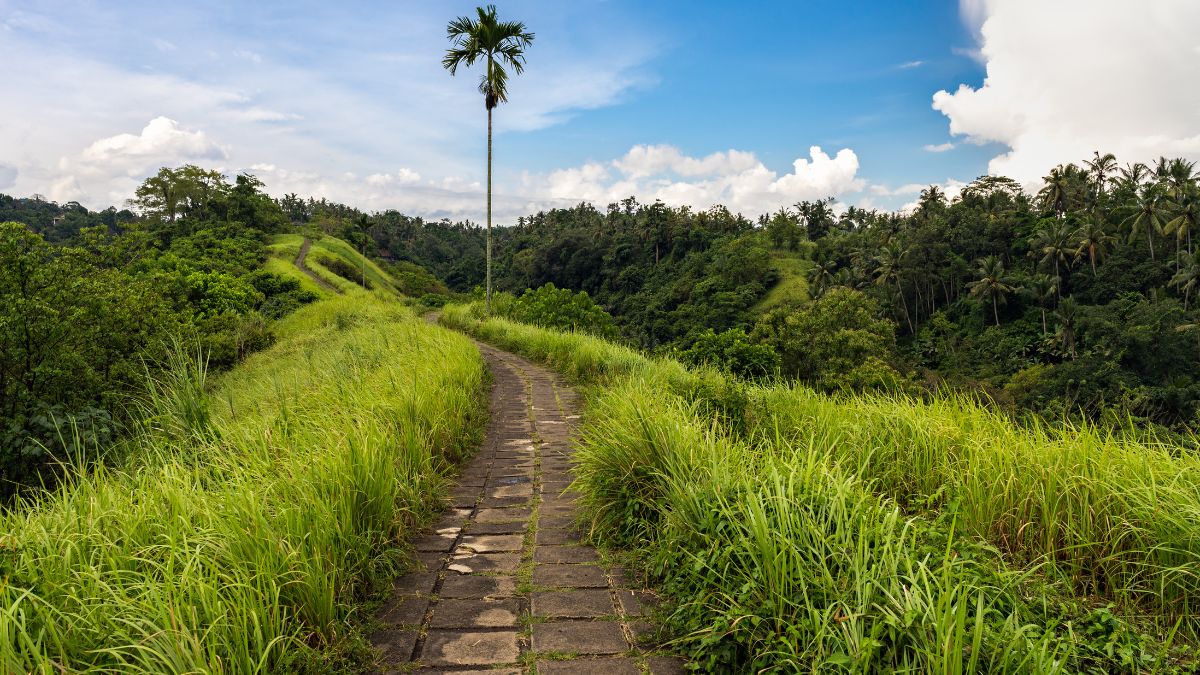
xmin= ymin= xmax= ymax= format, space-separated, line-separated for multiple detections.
xmin=369 ymin=341 xmax=684 ymax=674
xmin=295 ymin=237 xmax=340 ymax=294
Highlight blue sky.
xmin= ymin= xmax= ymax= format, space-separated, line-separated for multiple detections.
xmin=3 ymin=1 xmax=1198 ymax=221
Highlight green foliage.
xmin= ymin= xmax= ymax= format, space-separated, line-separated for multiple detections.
xmin=499 ymin=283 xmax=618 ymax=337
xmin=444 ymin=309 xmax=1195 ymax=671
xmin=0 ymin=295 xmax=487 ymax=672
xmin=387 ymin=260 xmax=449 ymax=297
xmin=681 ymin=328 xmax=779 ymax=379
xmin=0 ymin=222 xmax=179 ymax=497
xmin=753 ymin=287 xmax=906 ymax=391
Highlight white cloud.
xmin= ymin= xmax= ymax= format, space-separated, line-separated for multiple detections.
xmin=934 ymin=0 xmax=1200 ymax=187
xmin=898 ymin=60 xmax=925 ymax=69
xmin=923 ymin=142 xmax=955 ymax=153
xmin=0 ymin=2 xmax=657 ymax=220
xmin=81 ymin=117 xmax=226 ymax=163
xmin=365 ymin=168 xmax=422 ymax=186
xmin=898 ymin=178 xmax=967 ymax=214
xmin=524 ymin=145 xmax=865 ymax=219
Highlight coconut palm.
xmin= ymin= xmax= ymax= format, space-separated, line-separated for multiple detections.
xmin=1023 ymin=273 xmax=1059 ymax=334
xmin=1054 ymin=297 xmax=1079 ymax=359
xmin=1037 ymin=164 xmax=1085 ymax=217
xmin=444 ymin=5 xmax=534 ymax=312
xmin=1074 ymin=216 xmax=1115 ymax=276
xmin=1122 ymin=183 xmax=1167 ymax=261
xmin=1084 ymin=151 xmax=1117 ymax=202
xmin=1166 ymin=188 xmax=1200 ymax=256
xmin=967 ymin=255 xmax=1014 ymax=326
xmin=1030 ymin=218 xmax=1077 ymax=284
xmin=873 ymin=243 xmax=914 ymax=333
xmin=355 ymin=214 xmax=373 ymax=289
xmin=1170 ymin=251 xmax=1200 ymax=310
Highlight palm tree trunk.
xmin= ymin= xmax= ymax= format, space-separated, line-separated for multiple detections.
xmin=896 ymin=281 xmax=914 ymax=334
xmin=1041 ymin=307 xmax=1047 ymax=334
xmin=486 ymin=104 xmax=493 ymax=313
xmin=993 ymin=295 xmax=1000 ymax=326
xmin=1148 ymin=227 xmax=1156 ymax=262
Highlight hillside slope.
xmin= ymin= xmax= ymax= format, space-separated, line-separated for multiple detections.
xmin=752 ymin=248 xmax=812 ymax=313
xmin=0 ymin=291 xmax=486 ymax=672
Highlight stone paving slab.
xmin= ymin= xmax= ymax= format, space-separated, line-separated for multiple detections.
xmin=440 ymin=574 xmax=517 ymax=598
xmin=422 ymin=630 xmax=521 ymax=667
xmin=369 ymin=339 xmax=684 ymax=673
xmin=428 ymin=597 xmax=519 ymax=628
xmin=531 ymin=620 xmax=628 ymax=655
xmin=533 ymin=589 xmax=615 ymax=618
xmin=535 ymin=658 xmax=641 ymax=674
xmin=533 ymin=564 xmax=608 ymax=588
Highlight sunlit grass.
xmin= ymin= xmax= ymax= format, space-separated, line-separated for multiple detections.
xmin=442 ymin=301 xmax=1197 ymax=671
xmin=0 ymin=295 xmax=485 ymax=673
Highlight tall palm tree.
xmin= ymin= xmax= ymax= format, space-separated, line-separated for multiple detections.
xmin=1054 ymin=297 xmax=1079 ymax=359
xmin=873 ymin=243 xmax=914 ymax=333
xmin=444 ymin=5 xmax=534 ymax=312
xmin=1031 ymin=218 xmax=1077 ymax=284
xmin=1122 ymin=183 xmax=1167 ymax=261
xmin=967 ymin=255 xmax=1013 ymax=326
xmin=1074 ymin=215 xmax=1115 ymax=276
xmin=355 ymin=214 xmax=373 ymax=289
xmin=1023 ymin=273 xmax=1059 ymax=334
xmin=1166 ymin=188 xmax=1200 ymax=256
xmin=1170 ymin=251 xmax=1200 ymax=310
xmin=1084 ymin=151 xmax=1117 ymax=203
xmin=1037 ymin=164 xmax=1085 ymax=218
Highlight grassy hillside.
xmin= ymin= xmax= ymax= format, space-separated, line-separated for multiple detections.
xmin=0 ymin=294 xmax=486 ymax=673
xmin=267 ymin=233 xmax=401 ymax=296
xmin=440 ymin=303 xmax=1197 ymax=672
xmin=752 ymin=248 xmax=813 ymax=313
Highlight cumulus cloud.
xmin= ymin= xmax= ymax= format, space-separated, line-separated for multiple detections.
xmin=934 ymin=0 xmax=1200 ymax=187
xmin=81 ymin=117 xmax=227 ymax=164
xmin=524 ymin=145 xmax=865 ymax=219
xmin=365 ymin=168 xmax=422 ymax=186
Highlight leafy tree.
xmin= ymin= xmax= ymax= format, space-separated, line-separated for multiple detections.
xmin=681 ymin=328 xmax=779 ymax=379
xmin=502 ymin=283 xmax=617 ymax=338
xmin=444 ymin=4 xmax=534 ymax=313
xmin=752 ymin=287 xmax=904 ymax=392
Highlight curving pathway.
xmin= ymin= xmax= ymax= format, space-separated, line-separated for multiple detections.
xmin=369 ymin=341 xmax=684 ymax=674
xmin=295 ymin=237 xmax=341 ymax=294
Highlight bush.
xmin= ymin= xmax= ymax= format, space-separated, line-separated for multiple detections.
xmin=753 ymin=287 xmax=907 ymax=391
xmin=681 ymin=328 xmax=779 ymax=379
xmin=503 ymin=283 xmax=619 ymax=338
xmin=319 ymin=254 xmax=371 ymax=289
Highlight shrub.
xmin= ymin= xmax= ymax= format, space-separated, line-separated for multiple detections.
xmin=681 ymin=328 xmax=779 ymax=379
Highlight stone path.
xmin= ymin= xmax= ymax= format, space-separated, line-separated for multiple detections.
xmin=369 ymin=342 xmax=684 ymax=674
xmin=295 ymin=237 xmax=341 ymax=293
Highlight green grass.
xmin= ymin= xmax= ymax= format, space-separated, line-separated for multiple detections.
xmin=310 ymin=236 xmax=400 ymax=295
xmin=440 ymin=301 xmax=1197 ymax=672
xmin=753 ymin=248 xmax=813 ymax=313
xmin=0 ymin=294 xmax=486 ymax=673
